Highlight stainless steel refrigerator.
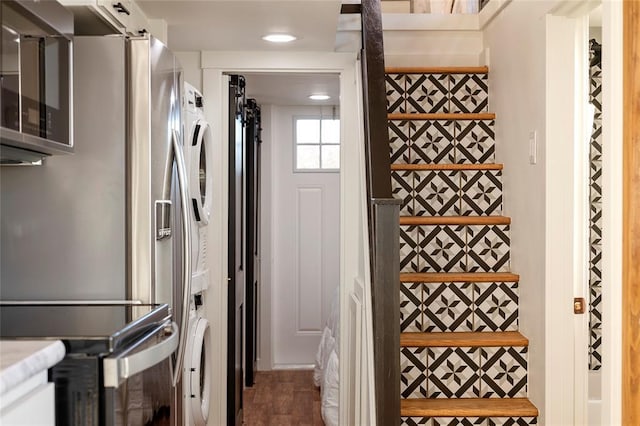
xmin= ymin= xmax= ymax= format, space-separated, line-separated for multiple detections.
xmin=0 ymin=35 xmax=191 ymax=424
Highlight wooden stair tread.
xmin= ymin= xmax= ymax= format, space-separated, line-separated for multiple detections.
xmin=386 ymin=66 xmax=489 ymax=75
xmin=401 ymin=398 xmax=539 ymax=418
xmin=388 ymin=113 xmax=495 ymax=121
xmin=400 ymin=216 xmax=510 ymax=225
xmin=391 ymin=163 xmax=503 ymax=171
xmin=401 ymin=272 xmax=520 ymax=283
xmin=401 ymin=331 xmax=529 ymax=347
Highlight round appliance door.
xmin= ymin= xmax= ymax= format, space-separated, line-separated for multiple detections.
xmin=190 ymin=119 xmax=213 ymax=226
xmin=188 ymin=316 xmax=211 ymax=426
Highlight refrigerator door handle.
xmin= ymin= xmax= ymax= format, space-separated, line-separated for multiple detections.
xmin=103 ymin=322 xmax=178 ymax=388
xmin=171 ymin=128 xmax=192 ymax=386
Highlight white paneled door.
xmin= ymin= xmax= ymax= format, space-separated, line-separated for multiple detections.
xmin=271 ymin=105 xmax=340 ymax=367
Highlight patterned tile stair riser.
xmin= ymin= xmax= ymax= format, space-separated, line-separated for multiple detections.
xmin=400 ymin=282 xmax=519 ymax=333
xmin=389 ymin=120 xmax=496 ymax=165
xmin=386 ymin=73 xmax=489 ymax=114
xmin=401 ymin=417 xmax=538 ymax=426
xmin=388 ymin=68 xmax=538 ymax=422
xmin=400 ymin=345 xmax=528 ymax=399
xmin=399 ymin=224 xmax=511 ymax=274
xmin=589 ymin=51 xmax=603 ymax=371
xmin=392 ymin=169 xmax=503 ymax=217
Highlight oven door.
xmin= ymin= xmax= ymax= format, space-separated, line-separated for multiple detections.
xmin=103 ymin=322 xmax=178 ymax=426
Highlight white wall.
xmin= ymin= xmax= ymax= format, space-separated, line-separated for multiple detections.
xmin=176 ymin=51 xmax=202 ymax=93
xmin=483 ymin=1 xmax=558 ymax=422
xmin=383 ymin=29 xmax=484 ymax=66
xmin=258 ymin=104 xmax=274 ymax=370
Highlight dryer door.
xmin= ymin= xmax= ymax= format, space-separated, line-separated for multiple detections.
xmin=189 ymin=119 xmax=213 ymax=226
xmin=187 ymin=316 xmax=211 ymax=426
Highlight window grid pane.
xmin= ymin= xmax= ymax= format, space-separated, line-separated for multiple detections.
xmin=297 ymin=145 xmax=320 ymax=169
xmin=321 ymin=145 xmax=340 ymax=169
xmin=295 ymin=117 xmax=340 ymax=171
xmin=321 ymin=119 xmax=340 ymax=144
xmin=296 ymin=119 xmax=320 ymax=143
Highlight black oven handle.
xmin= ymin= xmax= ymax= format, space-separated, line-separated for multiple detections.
xmin=103 ymin=322 xmax=178 ymax=388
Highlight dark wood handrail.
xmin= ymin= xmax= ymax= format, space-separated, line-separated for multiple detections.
xmin=349 ymin=1 xmax=400 ymax=425
xmin=360 ymin=0 xmax=393 ymax=200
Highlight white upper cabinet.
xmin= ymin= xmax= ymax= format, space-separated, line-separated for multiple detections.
xmin=60 ymin=0 xmax=150 ymax=36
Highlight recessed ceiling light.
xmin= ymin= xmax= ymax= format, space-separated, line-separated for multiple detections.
xmin=262 ymin=34 xmax=297 ymax=43
xmin=309 ymin=94 xmax=330 ymax=101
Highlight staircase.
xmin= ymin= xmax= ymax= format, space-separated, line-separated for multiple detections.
xmin=385 ymin=66 xmax=539 ymax=425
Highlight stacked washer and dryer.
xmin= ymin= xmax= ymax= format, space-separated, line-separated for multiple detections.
xmin=182 ymin=82 xmax=214 ymax=426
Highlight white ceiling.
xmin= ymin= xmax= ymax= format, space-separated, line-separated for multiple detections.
xmin=243 ymin=72 xmax=340 ymax=106
xmin=136 ymin=1 xmax=345 ymax=106
xmin=589 ymin=4 xmax=602 ymax=27
xmin=137 ymin=0 xmax=343 ymax=52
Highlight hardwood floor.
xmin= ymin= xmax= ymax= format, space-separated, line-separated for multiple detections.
xmin=242 ymin=370 xmax=324 ymax=426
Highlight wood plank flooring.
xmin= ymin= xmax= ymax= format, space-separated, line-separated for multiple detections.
xmin=242 ymin=370 xmax=324 ymax=426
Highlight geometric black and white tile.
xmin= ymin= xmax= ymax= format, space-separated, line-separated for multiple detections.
xmin=401 ymin=346 xmax=428 ymax=398
xmin=419 ymin=225 xmax=467 ymax=273
xmin=403 ymin=280 xmax=520 ymax=333
xmin=387 ymin=73 xmax=406 ymax=113
xmin=411 ymin=120 xmax=456 ymax=164
xmin=467 ymin=225 xmax=511 ymax=273
xmin=461 ymin=170 xmax=503 ymax=216
xmin=393 ymin=168 xmax=504 ymax=218
xmin=450 ymin=73 xmax=489 ymax=113
xmin=423 ymin=282 xmax=473 ymax=332
xmin=390 ymin=120 xmax=411 ymax=164
xmin=455 ymin=120 xmax=496 ymax=164
xmin=415 ymin=170 xmax=461 ymax=216
xmin=399 ymin=342 xmax=528 ymax=401
xmin=400 ymin=418 xmax=538 ymax=426
xmin=480 ymin=346 xmax=528 ymax=398
xmin=485 ymin=419 xmax=538 ymax=426
xmin=401 ymin=225 xmax=513 ymax=274
xmin=393 ymin=170 xmax=415 ymax=216
xmin=427 ymin=347 xmax=480 ymax=398
xmin=388 ymin=118 xmax=497 ymax=166
xmin=474 ymin=282 xmax=519 ymax=332
xmin=432 ymin=418 xmax=485 ymax=426
xmin=407 ymin=74 xmax=450 ymax=114
xmin=589 ymin=42 xmax=603 ymax=371
xmin=401 ymin=417 xmax=432 ymax=426
xmin=387 ymin=72 xmax=489 ymax=115
xmin=400 ymin=225 xmax=420 ymax=273
xmin=391 ymin=168 xmax=504 ymax=218
xmin=401 ymin=282 xmax=423 ymax=332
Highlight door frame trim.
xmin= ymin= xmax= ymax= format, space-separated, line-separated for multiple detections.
xmin=544 ymin=11 xmax=591 ymax=425
xmin=601 ymin=0 xmax=623 ymax=424
xmin=201 ymin=51 xmax=362 ymax=426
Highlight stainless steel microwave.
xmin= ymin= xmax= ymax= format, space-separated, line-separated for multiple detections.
xmin=0 ymin=0 xmax=74 ymax=164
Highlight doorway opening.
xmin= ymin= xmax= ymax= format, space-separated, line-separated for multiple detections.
xmin=231 ymin=72 xmax=342 ymax=425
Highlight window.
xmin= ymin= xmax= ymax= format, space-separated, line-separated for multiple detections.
xmin=294 ymin=117 xmax=340 ymax=171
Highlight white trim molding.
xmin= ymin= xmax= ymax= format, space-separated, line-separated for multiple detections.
xmin=601 ymin=0 xmax=623 ymax=424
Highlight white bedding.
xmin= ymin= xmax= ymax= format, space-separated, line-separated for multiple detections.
xmin=314 ymin=290 xmax=340 ymax=426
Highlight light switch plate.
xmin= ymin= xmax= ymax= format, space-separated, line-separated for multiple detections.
xmin=529 ymin=131 xmax=537 ymax=165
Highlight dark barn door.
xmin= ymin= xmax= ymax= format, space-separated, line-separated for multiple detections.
xmin=244 ymin=99 xmax=262 ymax=387
xmin=227 ymin=74 xmax=246 ymax=426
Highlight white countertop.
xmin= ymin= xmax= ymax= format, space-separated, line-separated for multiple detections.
xmin=0 ymin=340 xmax=65 ymax=396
